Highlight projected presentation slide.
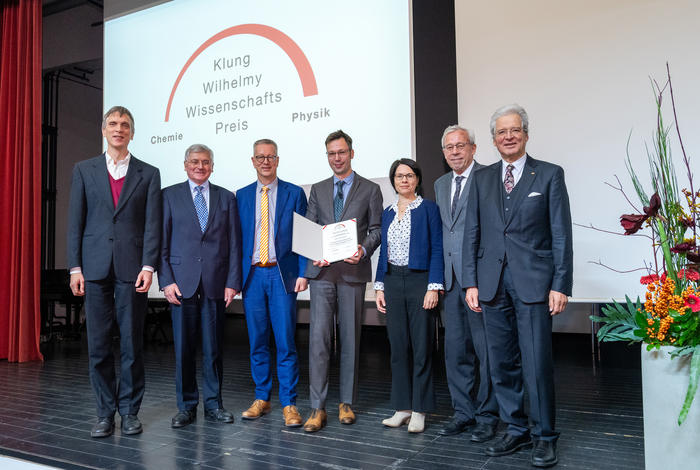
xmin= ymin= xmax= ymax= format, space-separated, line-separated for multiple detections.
xmin=104 ymin=0 xmax=412 ymax=192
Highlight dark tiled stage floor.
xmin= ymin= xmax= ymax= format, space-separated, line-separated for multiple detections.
xmin=0 ymin=316 xmax=643 ymax=469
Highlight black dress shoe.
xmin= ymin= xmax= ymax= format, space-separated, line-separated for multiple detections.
xmin=204 ymin=408 xmax=234 ymax=423
xmin=171 ymin=409 xmax=196 ymax=428
xmin=471 ymin=422 xmax=497 ymax=443
xmin=437 ymin=417 xmax=475 ymax=436
xmin=121 ymin=414 xmax=143 ymax=435
xmin=90 ymin=417 xmax=114 ymax=438
xmin=485 ymin=433 xmax=532 ymax=456
xmin=531 ymin=440 xmax=557 ymax=467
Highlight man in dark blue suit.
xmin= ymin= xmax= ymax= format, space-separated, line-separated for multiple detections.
xmin=236 ymin=138 xmax=308 ymax=427
xmin=159 ymin=143 xmax=242 ymax=428
xmin=463 ymin=104 xmax=573 ymax=468
xmin=67 ymin=106 xmax=162 ymax=437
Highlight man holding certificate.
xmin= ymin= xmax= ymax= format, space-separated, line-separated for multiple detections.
xmin=302 ymin=130 xmax=383 ymax=432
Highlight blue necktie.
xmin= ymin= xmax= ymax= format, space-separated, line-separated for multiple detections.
xmin=334 ymin=180 xmax=345 ymax=222
xmin=194 ymin=185 xmax=208 ymax=233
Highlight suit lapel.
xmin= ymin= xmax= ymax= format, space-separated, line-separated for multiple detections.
xmin=90 ymin=154 xmax=114 ymax=211
xmin=488 ymin=163 xmax=506 ymax=226
xmin=340 ymin=173 xmax=359 ymax=221
xmin=115 ymin=157 xmax=143 ymax=215
xmin=436 ymin=175 xmax=452 ymax=226
xmin=206 ymin=184 xmax=221 ymax=234
xmin=505 ymin=155 xmax=537 ymax=227
xmin=275 ymin=180 xmax=290 ymax=236
xmin=179 ymin=182 xmax=201 ymax=233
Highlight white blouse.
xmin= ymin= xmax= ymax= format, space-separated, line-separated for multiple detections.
xmin=374 ymin=196 xmax=443 ymax=292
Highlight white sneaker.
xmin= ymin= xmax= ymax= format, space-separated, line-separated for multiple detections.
xmin=407 ymin=412 xmax=425 ymax=433
xmin=382 ymin=410 xmax=411 ymax=428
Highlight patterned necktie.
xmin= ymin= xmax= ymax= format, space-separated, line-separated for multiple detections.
xmin=334 ymin=180 xmax=345 ymax=222
xmin=504 ymin=164 xmax=515 ymax=194
xmin=259 ymin=186 xmax=270 ymax=264
xmin=194 ymin=185 xmax=208 ymax=233
xmin=451 ymin=175 xmax=464 ymax=218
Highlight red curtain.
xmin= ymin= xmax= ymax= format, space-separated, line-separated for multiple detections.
xmin=0 ymin=0 xmax=43 ymax=362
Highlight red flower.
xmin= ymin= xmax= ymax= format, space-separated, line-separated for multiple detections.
xmin=661 ymin=272 xmax=668 ymax=283
xmin=678 ymin=269 xmax=700 ymax=281
xmin=685 ymin=294 xmax=700 ymax=312
xmin=620 ymin=213 xmax=648 ymax=235
xmin=643 ymin=193 xmax=661 ymax=217
xmin=640 ymin=274 xmax=660 ymax=284
xmin=671 ymin=242 xmax=694 ymax=253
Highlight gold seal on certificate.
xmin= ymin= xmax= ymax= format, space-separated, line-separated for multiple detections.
xmin=292 ymin=213 xmax=358 ymax=263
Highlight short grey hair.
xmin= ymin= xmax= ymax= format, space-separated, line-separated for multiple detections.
xmin=489 ymin=104 xmax=529 ymax=137
xmin=253 ymin=138 xmax=278 ymax=155
xmin=102 ymin=106 xmax=134 ymax=132
xmin=441 ymin=125 xmax=475 ymax=147
xmin=184 ymin=143 xmax=213 ymax=162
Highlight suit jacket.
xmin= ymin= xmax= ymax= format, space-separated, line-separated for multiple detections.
xmin=237 ymin=178 xmax=308 ymax=294
xmin=462 ymin=155 xmax=573 ymax=303
xmin=159 ymin=181 xmax=242 ymax=299
xmin=434 ymin=162 xmax=483 ymax=290
xmin=374 ymin=199 xmax=444 ymax=286
xmin=304 ymin=172 xmax=383 ymax=283
xmin=67 ymin=154 xmax=162 ymax=282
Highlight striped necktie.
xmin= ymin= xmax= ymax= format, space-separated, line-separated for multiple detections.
xmin=194 ymin=185 xmax=207 ymax=233
xmin=334 ymin=180 xmax=345 ymax=222
xmin=259 ymin=186 xmax=270 ymax=264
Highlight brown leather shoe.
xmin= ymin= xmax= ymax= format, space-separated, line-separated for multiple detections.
xmin=241 ymin=399 xmax=271 ymax=420
xmin=283 ymin=405 xmax=303 ymax=428
xmin=339 ymin=403 xmax=356 ymax=424
xmin=303 ymin=408 xmax=327 ymax=432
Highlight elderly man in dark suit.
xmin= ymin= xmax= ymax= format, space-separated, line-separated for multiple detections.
xmin=463 ymin=104 xmax=573 ymax=467
xmin=159 ymin=143 xmax=242 ymax=428
xmin=303 ymin=129 xmax=383 ymax=432
xmin=67 ymin=106 xmax=162 ymax=438
xmin=434 ymin=125 xmax=498 ymax=441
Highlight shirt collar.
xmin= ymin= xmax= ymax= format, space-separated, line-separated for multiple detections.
xmin=257 ymin=178 xmax=278 ymax=192
xmin=333 ymin=171 xmax=355 ymax=186
xmin=105 ymin=152 xmax=130 ymax=168
xmin=390 ymin=195 xmax=423 ymax=212
xmin=188 ymin=179 xmax=210 ymax=192
xmin=502 ymin=153 xmax=527 ymax=172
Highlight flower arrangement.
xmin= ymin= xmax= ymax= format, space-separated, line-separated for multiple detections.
xmin=591 ymin=64 xmax=700 ymax=424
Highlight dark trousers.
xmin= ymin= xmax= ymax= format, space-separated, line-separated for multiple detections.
xmin=171 ymin=285 xmax=225 ymax=412
xmin=482 ymin=264 xmax=557 ymax=441
xmin=441 ymin=271 xmax=498 ymax=425
xmin=84 ymin=275 xmax=147 ymax=418
xmin=384 ymin=265 xmax=435 ymax=412
xmin=242 ymin=265 xmax=299 ymax=406
xmin=309 ymin=272 xmax=364 ymax=409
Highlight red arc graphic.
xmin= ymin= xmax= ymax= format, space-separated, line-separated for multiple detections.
xmin=165 ymin=23 xmax=318 ymax=122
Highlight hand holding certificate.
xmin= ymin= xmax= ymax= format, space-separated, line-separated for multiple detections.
xmin=292 ymin=213 xmax=359 ymax=264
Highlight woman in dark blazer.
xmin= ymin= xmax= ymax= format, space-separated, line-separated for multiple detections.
xmin=375 ymin=158 xmax=444 ymax=433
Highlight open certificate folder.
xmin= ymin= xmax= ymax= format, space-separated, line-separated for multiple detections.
xmin=292 ymin=213 xmax=358 ymax=263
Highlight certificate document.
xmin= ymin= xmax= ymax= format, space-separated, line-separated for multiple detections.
xmin=292 ymin=213 xmax=358 ymax=263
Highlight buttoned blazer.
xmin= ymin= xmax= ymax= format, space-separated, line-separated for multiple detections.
xmin=236 ymin=178 xmax=308 ymax=294
xmin=434 ymin=161 xmax=483 ymax=290
xmin=67 ymin=154 xmax=162 ymax=282
xmin=304 ymin=173 xmax=383 ymax=283
xmin=462 ymin=155 xmax=573 ymax=303
xmin=159 ymin=181 xmax=242 ymax=299
xmin=374 ymin=199 xmax=444 ymax=286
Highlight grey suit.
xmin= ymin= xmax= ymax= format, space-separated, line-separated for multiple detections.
xmin=304 ymin=172 xmax=383 ymax=409
xmin=434 ymin=163 xmax=498 ymax=426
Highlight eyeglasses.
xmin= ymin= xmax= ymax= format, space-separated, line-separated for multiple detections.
xmin=254 ymin=155 xmax=278 ymax=163
xmin=394 ymin=173 xmax=417 ymax=181
xmin=495 ymin=127 xmax=523 ymax=138
xmin=442 ymin=142 xmax=470 ymax=152
xmin=186 ymin=158 xmax=212 ymax=167
xmin=327 ymin=149 xmax=350 ymax=158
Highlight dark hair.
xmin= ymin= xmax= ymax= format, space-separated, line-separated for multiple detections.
xmin=389 ymin=158 xmax=423 ymax=196
xmin=325 ymin=129 xmax=352 ymax=150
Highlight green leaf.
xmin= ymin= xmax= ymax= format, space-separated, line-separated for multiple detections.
xmin=678 ymin=345 xmax=700 ymax=425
